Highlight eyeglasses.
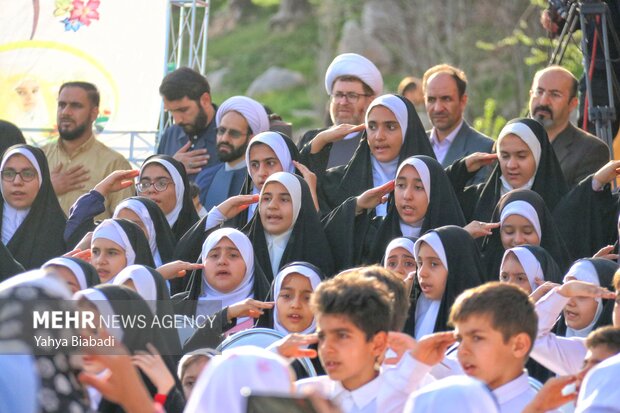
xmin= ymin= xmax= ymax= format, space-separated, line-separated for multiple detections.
xmin=531 ymin=88 xmax=572 ymax=101
xmin=1 ymin=169 xmax=37 ymax=182
xmin=136 ymin=178 xmax=173 ymax=192
xmin=330 ymin=91 xmax=371 ymax=103
xmin=216 ymin=126 xmax=250 ymax=139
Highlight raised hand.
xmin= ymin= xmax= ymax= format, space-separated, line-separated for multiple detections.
xmin=275 ymin=333 xmax=319 ymax=359
xmin=94 ymin=169 xmax=139 ymax=197
xmin=216 ymin=194 xmax=260 ymax=219
xmin=464 ymin=152 xmax=498 ymax=173
xmin=293 ymin=160 xmax=319 ymax=211
xmin=51 ymin=163 xmax=90 ymax=195
xmin=593 ymin=245 xmax=619 ymax=261
xmin=522 ymin=375 xmax=578 ymax=413
xmin=593 ymin=160 xmax=620 ymax=187
xmin=174 ymin=141 xmax=210 ymax=175
xmin=384 ymin=332 xmax=417 ymax=365
xmin=156 ymin=260 xmax=203 ymax=280
xmin=557 ymin=280 xmax=616 ymax=300
xmin=63 ymin=248 xmax=92 ymax=262
xmin=132 ymin=343 xmax=176 ymax=395
xmin=410 ymin=331 xmax=457 ymax=366
xmin=529 ymin=280 xmax=560 ymax=303
xmin=463 ymin=221 xmax=500 ymax=239
xmin=355 ymin=180 xmax=395 ymax=214
xmin=227 ymin=298 xmax=274 ymax=321
xmin=310 ymin=123 xmax=365 ymax=154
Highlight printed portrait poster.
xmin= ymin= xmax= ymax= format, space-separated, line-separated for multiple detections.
xmin=0 ymin=0 xmax=166 ymax=159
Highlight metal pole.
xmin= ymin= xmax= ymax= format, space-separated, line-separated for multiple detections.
xmin=189 ymin=0 xmax=197 ymax=68
xmin=201 ymin=1 xmax=209 ymax=73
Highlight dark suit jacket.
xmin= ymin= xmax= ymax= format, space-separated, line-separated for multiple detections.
xmin=298 ymin=128 xmax=364 ymax=175
xmin=551 ymin=123 xmax=610 ymax=187
xmin=430 ymin=121 xmax=494 ymax=185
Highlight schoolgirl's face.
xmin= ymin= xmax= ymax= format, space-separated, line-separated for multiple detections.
xmin=500 ymin=214 xmax=540 ymax=249
xmin=259 ymin=182 xmax=294 ymax=236
xmin=499 ymin=252 xmax=532 ymax=294
xmin=498 ymin=134 xmax=537 ymax=189
xmin=416 ymin=242 xmax=448 ymax=301
xmin=115 ymin=208 xmax=148 ymax=237
xmin=395 ymin=165 xmax=429 ymax=225
xmin=46 ymin=264 xmax=81 ymax=294
xmin=563 ymin=275 xmax=600 ymax=330
xmin=276 ymin=273 xmax=314 ymax=333
xmin=248 ymin=143 xmax=284 ymax=191
xmin=366 ymin=105 xmax=403 ymax=163
xmin=91 ymin=238 xmax=127 ymax=283
xmin=203 ymin=237 xmax=247 ymax=293
xmin=1 ymin=154 xmax=40 ymax=210
xmin=138 ymin=164 xmax=176 ymax=215
xmin=384 ymin=247 xmax=416 ymax=279
xmin=182 ymin=356 xmax=209 ymax=399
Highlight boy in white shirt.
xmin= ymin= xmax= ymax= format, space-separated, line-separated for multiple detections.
xmin=295 ymin=268 xmax=455 ymax=413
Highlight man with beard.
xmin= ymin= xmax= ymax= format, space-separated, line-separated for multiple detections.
xmin=195 ymin=96 xmax=269 ymax=209
xmin=423 ymin=64 xmax=494 ymax=185
xmin=43 ymin=82 xmax=132 ymax=219
xmin=298 ymin=53 xmax=383 ymax=172
xmin=157 ymin=67 xmax=220 ymax=179
xmin=529 ymin=66 xmax=609 ymax=187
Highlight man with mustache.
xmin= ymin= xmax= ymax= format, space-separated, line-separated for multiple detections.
xmin=195 ymin=95 xmax=270 ymax=209
xmin=529 ymin=66 xmax=609 ymax=187
xmin=43 ymin=81 xmax=133 ymax=219
xmin=157 ymin=67 xmax=221 ymax=179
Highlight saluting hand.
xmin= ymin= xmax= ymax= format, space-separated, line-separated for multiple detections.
xmin=94 ymin=169 xmax=139 ymax=197
xmin=293 ymin=160 xmax=320 ymax=211
xmin=275 ymin=333 xmax=319 ymax=359
xmin=593 ymin=160 xmax=620 ymax=187
xmin=463 ymin=221 xmax=500 ymax=239
xmin=355 ymin=180 xmax=395 ymax=215
xmin=216 ymin=194 xmax=260 ymax=219
xmin=310 ymin=123 xmax=365 ymax=154
xmin=557 ymin=280 xmax=616 ymax=300
xmin=463 ymin=152 xmax=497 ymax=173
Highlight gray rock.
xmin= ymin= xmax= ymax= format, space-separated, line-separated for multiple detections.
xmin=246 ymin=66 xmax=305 ymax=96
xmin=337 ymin=19 xmax=393 ymax=72
xmin=207 ymin=67 xmax=230 ymax=91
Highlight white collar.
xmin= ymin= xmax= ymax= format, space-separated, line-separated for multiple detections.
xmin=492 ymin=371 xmax=530 ymax=406
xmin=332 ymin=373 xmax=382 ymax=411
xmin=1 ymin=204 xmax=29 ymax=244
xmin=224 ymin=160 xmax=247 ymax=171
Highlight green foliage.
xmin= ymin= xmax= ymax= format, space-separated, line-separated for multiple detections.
xmin=473 ymin=99 xmax=508 ymax=139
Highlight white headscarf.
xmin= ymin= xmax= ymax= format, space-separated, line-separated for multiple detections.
xmin=245 ymin=132 xmax=295 ymax=220
xmin=0 ymin=147 xmax=42 ymax=244
xmin=324 ymin=53 xmax=383 ymax=96
xmin=500 ymin=200 xmax=542 ymax=240
xmin=405 ymin=375 xmax=499 ymax=413
xmin=500 ymin=247 xmax=543 ymax=293
xmin=562 ymin=260 xmax=604 ymax=338
xmin=113 ymin=265 xmax=158 ymax=314
xmin=365 ymin=95 xmax=409 ymax=216
xmin=0 ymin=269 xmax=71 ymax=299
xmin=92 ymin=219 xmax=136 ymax=276
xmin=261 ymin=172 xmax=302 ymax=277
xmin=497 ymin=122 xmax=541 ymax=193
xmin=200 ymin=228 xmax=255 ymax=311
xmin=140 ymin=158 xmax=184 ymax=227
xmin=216 ymin=96 xmax=270 ymax=135
xmin=42 ymin=257 xmax=90 ymax=291
xmin=396 ymin=157 xmax=431 ymax=236
xmin=113 ymin=199 xmax=161 ymax=266
xmin=273 ymin=264 xmax=322 ymax=335
xmin=73 ymin=288 xmax=124 ymax=341
xmin=384 ymin=237 xmax=416 ymax=267
xmin=576 ymin=353 xmax=620 ymax=412
xmin=185 ymin=346 xmax=293 ymax=413
xmin=413 ymin=232 xmax=447 ymax=339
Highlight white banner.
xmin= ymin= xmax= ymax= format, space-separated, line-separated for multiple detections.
xmin=0 ymin=0 xmax=166 ymax=160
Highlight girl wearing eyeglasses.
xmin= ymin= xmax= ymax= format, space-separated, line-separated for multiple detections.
xmin=0 ymin=144 xmax=66 ymax=274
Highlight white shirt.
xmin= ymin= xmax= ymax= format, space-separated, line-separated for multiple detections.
xmin=429 ymin=120 xmax=463 ymax=164
xmin=296 ymin=353 xmax=434 ymax=413
xmin=530 ymin=288 xmax=587 ymax=376
xmin=493 ymin=371 xmax=538 ymax=413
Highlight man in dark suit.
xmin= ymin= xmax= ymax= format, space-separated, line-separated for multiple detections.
xmin=529 ymin=65 xmax=609 ymax=187
xmin=423 ymin=64 xmax=494 ymax=184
